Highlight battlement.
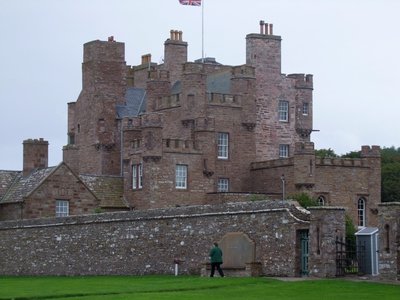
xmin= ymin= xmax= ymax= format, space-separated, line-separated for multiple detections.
xmin=316 ymin=157 xmax=366 ymax=168
xmin=163 ymin=138 xmax=200 ymax=154
xmin=157 ymin=94 xmax=180 ymax=110
xmin=207 ymin=93 xmax=241 ymax=107
xmin=287 ymin=74 xmax=313 ymax=89
xmin=232 ymin=65 xmax=256 ymax=78
xmin=148 ymin=69 xmax=170 ymax=81
xmin=361 ymin=145 xmax=381 ymax=158
xmin=183 ymin=62 xmax=205 ymax=74
xmin=23 ymin=138 xmax=49 ymax=146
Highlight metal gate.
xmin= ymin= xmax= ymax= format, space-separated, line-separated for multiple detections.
xmin=336 ymin=236 xmax=366 ymax=276
xmin=300 ymin=230 xmax=309 ymax=275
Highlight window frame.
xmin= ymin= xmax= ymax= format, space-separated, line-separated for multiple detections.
xmin=217 ymin=132 xmax=229 ymax=159
xmin=278 ymin=100 xmax=289 ymax=122
xmin=132 ymin=163 xmax=143 ymax=189
xmin=175 ymin=164 xmax=188 ymax=189
xmin=56 ymin=200 xmax=69 ymax=217
xmin=279 ymin=144 xmax=289 ymax=158
xmin=357 ymin=197 xmax=366 ymax=227
xmin=317 ymin=195 xmax=325 ymax=206
xmin=217 ymin=178 xmax=229 ymax=192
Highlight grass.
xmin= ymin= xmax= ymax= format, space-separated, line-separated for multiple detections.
xmin=0 ymin=276 xmax=398 ymax=300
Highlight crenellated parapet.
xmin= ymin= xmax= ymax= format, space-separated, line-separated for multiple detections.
xmin=287 ymin=73 xmax=313 ymax=89
xmin=231 ymin=65 xmax=256 ymax=79
xmin=207 ymin=93 xmax=241 ymax=107
xmin=163 ymin=139 xmax=201 ymax=154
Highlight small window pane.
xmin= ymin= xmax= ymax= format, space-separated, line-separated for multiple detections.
xmin=318 ymin=195 xmax=325 ymax=206
xmin=358 ymin=197 xmax=366 ymax=227
xmin=176 ymin=165 xmax=187 ymax=189
xmin=278 ymin=101 xmax=289 ymax=122
xmin=218 ymin=132 xmax=229 ymax=159
xmin=132 ymin=163 xmax=143 ymax=189
xmin=279 ymin=144 xmax=289 ymax=158
xmin=218 ymin=178 xmax=229 ymax=192
xmin=56 ymin=200 xmax=69 ymax=217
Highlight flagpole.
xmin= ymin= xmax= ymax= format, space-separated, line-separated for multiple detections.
xmin=202 ymin=0 xmax=204 ymax=63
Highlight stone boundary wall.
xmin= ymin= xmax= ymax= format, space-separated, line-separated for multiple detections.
xmin=0 ymin=200 xmax=315 ymax=276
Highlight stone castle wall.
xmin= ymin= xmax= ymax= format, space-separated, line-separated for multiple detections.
xmin=0 ymin=200 xmax=344 ymax=277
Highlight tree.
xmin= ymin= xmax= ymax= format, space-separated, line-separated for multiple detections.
xmin=315 ymin=148 xmax=338 ymax=158
xmin=381 ymin=146 xmax=400 ymax=202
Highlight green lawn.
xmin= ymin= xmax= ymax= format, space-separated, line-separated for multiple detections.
xmin=0 ymin=276 xmax=398 ymax=300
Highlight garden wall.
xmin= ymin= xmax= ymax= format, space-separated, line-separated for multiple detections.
xmin=0 ymin=200 xmax=343 ymax=277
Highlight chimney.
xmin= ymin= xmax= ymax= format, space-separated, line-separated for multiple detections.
xmin=23 ymin=138 xmax=49 ymax=176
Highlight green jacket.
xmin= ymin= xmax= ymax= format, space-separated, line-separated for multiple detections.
xmin=209 ymin=246 xmax=223 ymax=263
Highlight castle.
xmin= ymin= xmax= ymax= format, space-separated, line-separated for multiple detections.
xmin=0 ymin=21 xmax=380 ymax=228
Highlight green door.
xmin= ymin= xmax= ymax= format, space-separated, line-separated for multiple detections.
xmin=300 ymin=230 xmax=309 ymax=275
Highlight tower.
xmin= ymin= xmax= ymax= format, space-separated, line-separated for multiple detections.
xmin=63 ymin=36 xmax=127 ymax=176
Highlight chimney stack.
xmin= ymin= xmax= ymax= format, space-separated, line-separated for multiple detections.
xmin=23 ymin=138 xmax=49 ymax=176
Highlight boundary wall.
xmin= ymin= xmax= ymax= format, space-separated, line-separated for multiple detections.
xmin=0 ymin=200 xmax=344 ymax=277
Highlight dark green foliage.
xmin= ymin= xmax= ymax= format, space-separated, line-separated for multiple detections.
xmin=290 ymin=192 xmax=318 ymax=208
xmin=381 ymin=146 xmax=400 ymax=202
xmin=315 ymin=148 xmax=338 ymax=158
xmin=345 ymin=214 xmax=357 ymax=241
xmin=341 ymin=151 xmax=361 ymax=158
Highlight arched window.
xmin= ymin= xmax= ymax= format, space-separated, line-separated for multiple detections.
xmin=357 ymin=197 xmax=366 ymax=227
xmin=317 ymin=195 xmax=325 ymax=206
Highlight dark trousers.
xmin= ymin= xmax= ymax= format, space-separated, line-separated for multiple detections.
xmin=210 ymin=262 xmax=224 ymax=277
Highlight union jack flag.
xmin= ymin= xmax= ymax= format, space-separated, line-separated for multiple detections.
xmin=179 ymin=0 xmax=201 ymax=6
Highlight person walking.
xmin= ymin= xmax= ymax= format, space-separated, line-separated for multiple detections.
xmin=209 ymin=242 xmax=224 ymax=277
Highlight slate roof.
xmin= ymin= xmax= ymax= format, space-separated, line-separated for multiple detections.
xmin=206 ymin=71 xmax=231 ymax=94
xmin=116 ymin=87 xmax=147 ymax=118
xmin=79 ymin=174 xmax=127 ymax=209
xmin=0 ymin=167 xmax=56 ymax=203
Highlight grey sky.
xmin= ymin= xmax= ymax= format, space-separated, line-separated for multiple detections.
xmin=0 ymin=0 xmax=399 ymax=170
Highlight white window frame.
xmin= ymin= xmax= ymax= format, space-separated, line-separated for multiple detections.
xmin=132 ymin=163 xmax=143 ymax=189
xmin=175 ymin=164 xmax=188 ymax=189
xmin=56 ymin=200 xmax=69 ymax=217
xmin=217 ymin=178 xmax=229 ymax=192
xmin=278 ymin=100 xmax=289 ymax=122
xmin=358 ymin=197 xmax=366 ymax=227
xmin=279 ymin=144 xmax=289 ymax=158
xmin=302 ymin=102 xmax=309 ymax=115
xmin=217 ymin=132 xmax=229 ymax=159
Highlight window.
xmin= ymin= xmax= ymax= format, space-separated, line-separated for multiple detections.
xmin=278 ymin=100 xmax=289 ymax=122
xmin=175 ymin=165 xmax=188 ymax=189
xmin=358 ymin=197 xmax=366 ymax=227
xmin=217 ymin=132 xmax=229 ymax=159
xmin=56 ymin=200 xmax=69 ymax=217
xmin=317 ymin=195 xmax=325 ymax=206
xmin=132 ymin=163 xmax=143 ymax=189
xmin=302 ymin=102 xmax=309 ymax=115
xmin=279 ymin=144 xmax=289 ymax=158
xmin=217 ymin=178 xmax=229 ymax=192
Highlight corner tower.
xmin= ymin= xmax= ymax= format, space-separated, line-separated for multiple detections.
xmin=246 ymin=21 xmax=314 ymax=161
xmin=63 ymin=36 xmax=127 ymax=176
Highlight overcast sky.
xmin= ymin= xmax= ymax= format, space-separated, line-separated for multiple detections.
xmin=0 ymin=0 xmax=399 ymax=170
